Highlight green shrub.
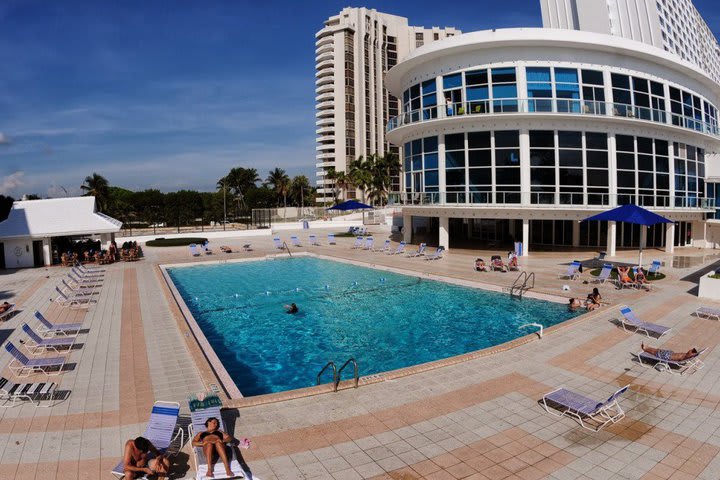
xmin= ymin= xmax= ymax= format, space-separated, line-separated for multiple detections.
xmin=710 ymin=274 xmax=720 ymax=280
xmin=145 ymin=237 xmax=208 ymax=247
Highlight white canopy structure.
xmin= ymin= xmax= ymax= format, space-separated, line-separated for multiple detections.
xmin=0 ymin=197 xmax=122 ymax=268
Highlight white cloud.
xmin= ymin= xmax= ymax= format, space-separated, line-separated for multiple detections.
xmin=0 ymin=171 xmax=24 ymax=195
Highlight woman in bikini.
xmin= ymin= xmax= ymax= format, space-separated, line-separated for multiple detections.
xmin=641 ymin=343 xmax=698 ymax=362
xmin=122 ymin=436 xmax=169 ymax=479
xmin=192 ymin=417 xmax=235 ymax=478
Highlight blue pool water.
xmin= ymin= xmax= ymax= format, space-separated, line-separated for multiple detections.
xmin=168 ymin=257 xmax=579 ymax=396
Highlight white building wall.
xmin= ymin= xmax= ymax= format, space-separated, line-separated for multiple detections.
xmin=3 ymin=238 xmax=34 ymax=269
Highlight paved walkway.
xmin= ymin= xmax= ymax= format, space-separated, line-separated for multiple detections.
xmin=0 ymin=227 xmax=719 ymax=479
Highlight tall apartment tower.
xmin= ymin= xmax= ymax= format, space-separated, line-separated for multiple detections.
xmin=315 ymin=7 xmax=460 ymax=203
xmin=540 ymin=0 xmax=720 ymax=84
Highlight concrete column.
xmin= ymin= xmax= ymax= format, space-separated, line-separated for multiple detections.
xmin=101 ymin=233 xmax=112 ymax=248
xmin=402 ymin=214 xmax=412 ymax=243
xmin=607 ymin=221 xmax=617 ymax=256
xmin=42 ymin=238 xmax=51 ymax=266
xmin=665 ymin=222 xmax=675 ymax=253
xmin=691 ymin=220 xmax=707 ymax=248
xmin=572 ymin=220 xmax=580 ymax=247
xmin=522 ymin=218 xmax=530 ymax=257
xmin=439 ymin=216 xmax=449 ymax=250
xmin=639 ymin=226 xmax=647 ymax=266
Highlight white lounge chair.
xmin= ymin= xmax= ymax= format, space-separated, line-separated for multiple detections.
xmin=327 ymin=233 xmax=337 ymax=245
xmin=189 ymin=405 xmax=250 ymax=479
xmin=542 ymin=385 xmax=630 ymax=431
xmin=54 ymin=287 xmax=97 ymax=309
xmin=362 ymin=237 xmax=374 ymax=250
xmin=272 ymin=237 xmax=284 ymax=249
xmin=189 ymin=244 xmax=201 ymax=257
xmin=22 ymin=323 xmax=76 ymax=355
xmin=290 ymin=235 xmax=302 ymax=247
xmin=373 ymin=239 xmax=391 ymax=253
xmin=636 ymin=347 xmax=707 ymax=375
xmin=61 ymin=279 xmax=97 ymax=296
xmin=387 ymin=241 xmax=406 ymax=255
xmin=425 ymin=247 xmax=444 ymax=261
xmin=592 ymin=264 xmax=615 ymax=286
xmin=647 ymin=260 xmax=662 ymax=277
xmin=242 ymin=244 xmax=252 ymax=252
xmin=618 ymin=305 xmax=671 ymax=338
xmin=5 ymin=342 xmax=67 ymax=377
xmin=111 ymin=401 xmax=184 ymax=479
xmin=0 ymin=376 xmax=57 ymax=408
xmin=558 ymin=261 xmax=581 ymax=280
xmin=68 ymin=272 xmax=102 ymax=288
xmin=351 ymin=236 xmax=364 ymax=249
xmin=406 ymin=243 xmax=426 ymax=257
xmin=34 ymin=311 xmax=83 ymax=337
xmin=695 ymin=306 xmax=720 ymax=321
xmin=308 ymin=234 xmax=321 ymax=246
xmin=74 ymin=261 xmax=105 ymax=273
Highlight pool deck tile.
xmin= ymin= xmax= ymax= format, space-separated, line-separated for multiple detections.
xmin=0 ymin=227 xmax=719 ymax=478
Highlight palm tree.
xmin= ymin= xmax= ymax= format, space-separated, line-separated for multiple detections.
xmin=325 ymin=167 xmax=338 ymax=204
xmin=80 ymin=172 xmax=110 ymax=212
xmin=265 ymin=168 xmax=291 ymax=217
xmin=333 ymin=171 xmax=353 ymax=202
xmin=290 ymin=175 xmax=311 ymax=210
xmin=217 ymin=167 xmax=260 ymax=214
xmin=369 ymin=152 xmax=401 ymax=205
xmin=348 ymin=156 xmax=373 ymax=203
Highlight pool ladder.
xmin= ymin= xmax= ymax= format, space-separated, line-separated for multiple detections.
xmin=317 ymin=357 xmax=359 ymax=392
xmin=282 ymin=242 xmax=292 ymax=257
xmin=508 ymin=271 xmax=535 ymax=298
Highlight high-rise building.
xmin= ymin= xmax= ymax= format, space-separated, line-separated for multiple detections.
xmin=314 ymin=7 xmax=459 ymax=203
xmin=540 ymin=0 xmax=720 ymax=84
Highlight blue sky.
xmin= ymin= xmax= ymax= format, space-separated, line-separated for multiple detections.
xmin=0 ymin=0 xmax=718 ymax=198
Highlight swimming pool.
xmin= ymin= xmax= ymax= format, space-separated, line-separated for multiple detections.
xmin=167 ymin=257 xmax=580 ymax=396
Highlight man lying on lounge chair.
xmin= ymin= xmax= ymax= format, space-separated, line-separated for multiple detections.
xmin=641 ymin=343 xmax=698 ymax=362
xmin=220 ymin=246 xmax=232 ymax=253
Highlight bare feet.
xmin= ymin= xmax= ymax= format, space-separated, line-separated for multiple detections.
xmin=641 ymin=342 xmax=645 ymax=350
xmin=226 ymin=468 xmax=234 ymax=476
xmin=207 ymin=466 xmax=214 ymax=478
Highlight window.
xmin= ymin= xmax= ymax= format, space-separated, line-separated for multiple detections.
xmin=443 ymin=73 xmax=463 ymax=114
xmin=465 ymin=69 xmax=489 ymax=114
xmin=581 ymin=69 xmax=605 ymax=114
xmin=529 ymin=130 xmax=555 ymax=203
xmin=555 ymin=68 xmax=580 ymax=113
xmin=527 ymin=67 xmax=552 ymax=112
xmin=491 ymin=68 xmax=517 ymax=113
xmin=494 ymin=130 xmax=520 ymax=203
xmin=445 ymin=133 xmax=465 ymax=194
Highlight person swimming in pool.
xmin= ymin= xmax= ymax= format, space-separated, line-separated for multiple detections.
xmin=284 ymin=303 xmax=298 ymax=314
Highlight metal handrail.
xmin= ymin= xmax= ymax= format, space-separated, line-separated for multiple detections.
xmin=317 ymin=361 xmax=337 ymax=386
xmin=283 ymin=241 xmax=292 ymax=257
xmin=509 ymin=271 xmax=535 ymax=298
xmin=335 ymin=357 xmax=359 ymax=392
xmin=519 ymin=323 xmax=544 ymax=338
xmin=387 ymin=98 xmax=720 ymax=138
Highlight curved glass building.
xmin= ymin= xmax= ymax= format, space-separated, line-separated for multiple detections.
xmin=385 ymin=28 xmax=720 ymax=255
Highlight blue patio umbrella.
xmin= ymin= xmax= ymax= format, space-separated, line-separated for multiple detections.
xmin=326 ymin=200 xmax=373 ymax=211
xmin=582 ymin=204 xmax=672 ymax=267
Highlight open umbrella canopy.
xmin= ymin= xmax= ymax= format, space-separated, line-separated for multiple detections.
xmin=326 ymin=200 xmax=373 ymax=211
xmin=582 ymin=204 xmax=672 ymax=226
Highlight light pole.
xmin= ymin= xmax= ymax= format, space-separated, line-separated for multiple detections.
xmin=222 ymin=180 xmax=227 ymax=231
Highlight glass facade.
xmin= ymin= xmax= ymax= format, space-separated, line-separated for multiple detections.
xmin=396 ymin=64 xmax=719 ymax=136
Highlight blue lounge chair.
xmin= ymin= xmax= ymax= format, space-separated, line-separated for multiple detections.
xmin=592 ymin=264 xmax=615 ymax=285
xmin=351 ymin=236 xmax=364 ymax=249
xmin=619 ymin=305 xmax=671 ymax=338
xmin=54 ymin=287 xmax=97 ymax=309
xmin=647 ymin=260 xmax=662 ymax=277
xmin=273 ymin=237 xmax=284 ymax=249
xmin=542 ymin=385 xmax=630 ymax=431
xmin=111 ymin=401 xmax=184 ymax=479
xmin=387 ymin=241 xmax=406 ymax=255
xmin=309 ymin=234 xmax=321 ymax=246
xmin=5 ymin=342 xmax=66 ymax=377
xmin=362 ymin=236 xmax=374 ymax=250
xmin=34 ymin=310 xmax=83 ymax=337
xmin=189 ymin=404 xmax=249 ymax=479
xmin=695 ymin=306 xmax=720 ymax=321
xmin=22 ymin=323 xmax=76 ymax=355
xmin=290 ymin=235 xmax=302 ymax=247
xmin=558 ymin=261 xmax=581 ymax=280
xmin=593 ymin=251 xmax=607 ymax=268
xmin=406 ymin=243 xmax=426 ymax=257
xmin=327 ymin=233 xmax=337 ymax=245
xmin=425 ymin=247 xmax=444 ymax=261
xmin=189 ymin=244 xmax=201 ymax=257
xmin=636 ymin=347 xmax=707 ymax=375
xmin=0 ymin=376 xmax=57 ymax=408
xmin=373 ymin=239 xmax=391 ymax=253
xmin=0 ymin=303 xmax=17 ymax=322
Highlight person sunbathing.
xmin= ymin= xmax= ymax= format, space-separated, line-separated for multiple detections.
xmin=220 ymin=246 xmax=232 ymax=253
xmin=191 ymin=417 xmax=235 ymax=478
xmin=0 ymin=302 xmax=12 ymax=314
xmin=617 ymin=266 xmax=633 ymax=287
xmin=474 ymin=258 xmax=489 ymax=272
xmin=491 ymin=256 xmax=507 ymax=272
xmin=641 ymin=343 xmax=698 ymax=362
xmin=123 ymin=436 xmax=170 ymax=479
xmin=508 ymin=256 xmax=519 ymax=270
xmin=635 ymin=267 xmax=649 ymax=288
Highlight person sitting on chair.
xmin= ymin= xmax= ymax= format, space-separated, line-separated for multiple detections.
xmin=635 ymin=267 xmax=649 ymax=289
xmin=191 ymin=417 xmax=235 ymax=478
xmin=617 ymin=266 xmax=633 ymax=287
xmin=123 ymin=436 xmax=170 ymax=479
xmin=641 ymin=343 xmax=698 ymax=362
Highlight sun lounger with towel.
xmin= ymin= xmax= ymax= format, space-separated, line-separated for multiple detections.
xmin=111 ymin=401 xmax=184 ymax=479
xmin=636 ymin=347 xmax=707 ymax=375
xmin=695 ymin=306 xmax=720 ymax=321
xmin=34 ymin=311 xmax=83 ymax=337
xmin=5 ymin=342 xmax=66 ymax=377
xmin=0 ymin=376 xmax=57 ymax=407
xmin=189 ymin=404 xmax=250 ymax=479
xmin=619 ymin=305 xmax=671 ymax=338
xmin=21 ymin=323 xmax=76 ymax=355
xmin=542 ymin=385 xmax=630 ymax=431
xmin=558 ymin=261 xmax=581 ymax=280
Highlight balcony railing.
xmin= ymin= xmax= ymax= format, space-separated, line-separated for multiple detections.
xmin=388 ymin=191 xmax=715 ymax=210
xmin=386 ymin=98 xmax=720 ymax=138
